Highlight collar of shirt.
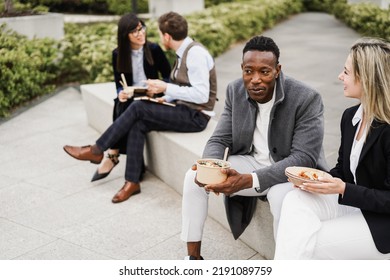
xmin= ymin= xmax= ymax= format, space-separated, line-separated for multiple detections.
xmin=352 ymin=104 xmax=363 ymax=126
xmin=175 ymin=37 xmax=193 ymax=59
xmin=131 ymin=47 xmax=144 ymax=57
xmin=350 ymin=104 xmax=365 ymax=184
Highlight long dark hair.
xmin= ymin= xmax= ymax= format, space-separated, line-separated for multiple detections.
xmin=117 ymin=13 xmax=154 ymax=73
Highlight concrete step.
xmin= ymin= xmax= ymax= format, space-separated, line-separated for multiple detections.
xmin=81 ymin=82 xmax=275 ymax=259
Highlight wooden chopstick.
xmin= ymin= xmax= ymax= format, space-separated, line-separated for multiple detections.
xmin=120 ymin=73 xmax=128 ymax=89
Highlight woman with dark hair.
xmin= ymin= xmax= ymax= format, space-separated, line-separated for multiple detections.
xmin=64 ymin=12 xmax=216 ymax=204
xmin=91 ymin=13 xmax=171 ymax=182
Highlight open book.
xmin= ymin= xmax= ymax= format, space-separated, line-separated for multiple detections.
xmin=134 ymin=96 xmax=176 ymax=107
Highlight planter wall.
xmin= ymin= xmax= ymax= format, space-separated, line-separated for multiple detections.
xmin=148 ymin=0 xmax=204 ymax=18
xmin=0 ymin=13 xmax=64 ymax=40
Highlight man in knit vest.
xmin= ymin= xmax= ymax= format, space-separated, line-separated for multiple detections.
xmin=63 ymin=12 xmax=216 ymax=204
xmin=145 ymin=12 xmax=217 ymax=113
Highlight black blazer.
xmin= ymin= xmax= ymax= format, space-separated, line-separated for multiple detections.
xmin=330 ymin=105 xmax=390 ymax=254
xmin=112 ymin=41 xmax=171 ymax=93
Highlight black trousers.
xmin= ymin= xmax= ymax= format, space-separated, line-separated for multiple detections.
xmin=96 ymin=100 xmax=209 ymax=182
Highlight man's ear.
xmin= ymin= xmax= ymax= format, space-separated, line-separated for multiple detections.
xmin=163 ymin=32 xmax=171 ymax=41
xmin=276 ymin=64 xmax=282 ymax=77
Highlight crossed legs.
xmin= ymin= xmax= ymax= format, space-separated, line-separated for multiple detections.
xmin=65 ymin=101 xmax=209 ymax=203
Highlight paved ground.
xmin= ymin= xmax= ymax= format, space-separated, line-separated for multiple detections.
xmin=0 ymin=12 xmax=360 ymax=260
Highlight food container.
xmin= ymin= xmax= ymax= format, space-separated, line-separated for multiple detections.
xmin=196 ymin=158 xmax=231 ymax=184
xmin=285 ymin=166 xmax=332 ymax=186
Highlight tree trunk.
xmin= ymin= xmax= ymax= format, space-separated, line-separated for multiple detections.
xmin=5 ymin=0 xmax=14 ymax=14
xmin=131 ymin=0 xmax=137 ymax=14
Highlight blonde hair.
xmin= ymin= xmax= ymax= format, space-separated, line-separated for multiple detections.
xmin=350 ymin=38 xmax=390 ymax=128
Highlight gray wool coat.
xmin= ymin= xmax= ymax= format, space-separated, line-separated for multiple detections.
xmin=203 ymin=71 xmax=328 ymax=238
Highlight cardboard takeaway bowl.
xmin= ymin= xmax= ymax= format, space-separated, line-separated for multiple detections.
xmin=196 ymin=158 xmax=231 ymax=184
xmin=285 ymin=166 xmax=332 ymax=186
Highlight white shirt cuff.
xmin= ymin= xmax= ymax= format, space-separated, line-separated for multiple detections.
xmin=251 ymin=172 xmax=261 ymax=192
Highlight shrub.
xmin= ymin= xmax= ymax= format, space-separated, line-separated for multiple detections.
xmin=302 ymin=0 xmax=389 ymax=41
xmin=1 ymin=0 xmax=49 ymax=16
xmin=343 ymin=3 xmax=390 ymax=40
xmin=107 ymin=0 xmax=148 ymax=14
xmin=57 ymin=0 xmax=303 ymax=85
xmin=301 ymin=0 xmax=337 ymax=12
xmin=0 ymin=25 xmax=59 ymax=117
xmin=189 ymin=0 xmax=302 ymax=46
xmin=23 ymin=0 xmax=148 ymax=14
xmin=1 ymin=0 xmax=304 ymax=117
xmin=205 ymin=0 xmax=234 ymax=7
xmin=57 ymin=22 xmax=117 ymax=84
xmin=24 ymin=0 xmax=110 ymax=14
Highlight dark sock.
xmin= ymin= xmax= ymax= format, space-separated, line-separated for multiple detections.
xmin=91 ymin=144 xmax=103 ymax=155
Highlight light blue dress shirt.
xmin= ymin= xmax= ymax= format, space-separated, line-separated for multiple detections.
xmin=131 ymin=47 xmax=147 ymax=87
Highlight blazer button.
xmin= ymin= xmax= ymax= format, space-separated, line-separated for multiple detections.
xmin=272 ymin=147 xmax=277 ymax=153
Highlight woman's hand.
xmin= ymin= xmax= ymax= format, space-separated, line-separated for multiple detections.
xmin=118 ymin=90 xmax=129 ymax=102
xmin=299 ymin=176 xmax=346 ymax=195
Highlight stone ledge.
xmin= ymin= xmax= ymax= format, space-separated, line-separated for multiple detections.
xmin=80 ymin=82 xmax=275 ymax=259
xmin=0 ymin=13 xmax=64 ymax=40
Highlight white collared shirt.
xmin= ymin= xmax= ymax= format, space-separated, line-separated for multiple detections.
xmin=350 ymin=104 xmax=366 ymax=183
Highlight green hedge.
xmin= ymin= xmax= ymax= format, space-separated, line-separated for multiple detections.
xmin=302 ymin=0 xmax=390 ymax=40
xmin=342 ymin=2 xmax=390 ymax=40
xmin=0 ymin=25 xmax=58 ymax=117
xmin=16 ymin=0 xmax=149 ymax=14
xmin=58 ymin=23 xmax=117 ymax=84
xmin=59 ymin=0 xmax=303 ymax=85
xmin=188 ymin=0 xmax=302 ymax=44
xmin=1 ymin=0 xmax=389 ymax=118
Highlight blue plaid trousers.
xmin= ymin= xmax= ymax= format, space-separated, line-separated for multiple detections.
xmin=96 ymin=100 xmax=209 ymax=182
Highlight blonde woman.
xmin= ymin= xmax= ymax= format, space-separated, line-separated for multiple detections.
xmin=275 ymin=38 xmax=390 ymax=259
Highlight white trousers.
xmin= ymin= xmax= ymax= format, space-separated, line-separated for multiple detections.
xmin=274 ymin=189 xmax=390 ymax=259
xmin=181 ymin=155 xmax=293 ymax=242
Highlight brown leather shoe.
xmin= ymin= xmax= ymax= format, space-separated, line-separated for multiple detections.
xmin=112 ymin=181 xmax=141 ymax=203
xmin=63 ymin=145 xmax=103 ymax=164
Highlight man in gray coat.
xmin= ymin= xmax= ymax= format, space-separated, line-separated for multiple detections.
xmin=181 ymin=35 xmax=328 ymax=260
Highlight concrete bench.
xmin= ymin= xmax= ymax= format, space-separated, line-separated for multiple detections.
xmin=80 ymin=82 xmax=275 ymax=259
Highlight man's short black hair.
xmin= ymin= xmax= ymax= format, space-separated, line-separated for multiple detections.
xmin=243 ymin=35 xmax=280 ymax=64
